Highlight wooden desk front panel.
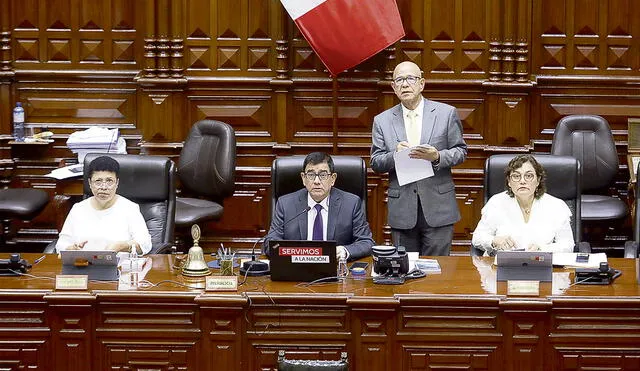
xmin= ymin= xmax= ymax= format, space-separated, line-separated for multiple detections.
xmin=1 ymin=255 xmax=640 ymax=370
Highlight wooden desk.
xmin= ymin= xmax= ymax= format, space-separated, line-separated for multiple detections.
xmin=1 ymin=254 xmax=640 ymax=371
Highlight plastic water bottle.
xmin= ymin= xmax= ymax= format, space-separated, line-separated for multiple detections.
xmin=338 ymin=255 xmax=348 ymax=278
xmin=13 ymin=102 xmax=25 ymax=142
xmin=129 ymin=247 xmax=139 ymax=287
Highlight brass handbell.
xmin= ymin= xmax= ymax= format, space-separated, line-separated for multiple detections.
xmin=181 ymin=225 xmax=211 ymax=277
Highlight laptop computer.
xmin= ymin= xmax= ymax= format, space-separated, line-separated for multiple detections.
xmin=496 ymin=251 xmax=553 ymax=282
xmin=268 ymin=240 xmax=337 ymax=282
xmin=60 ymin=250 xmax=119 ymax=281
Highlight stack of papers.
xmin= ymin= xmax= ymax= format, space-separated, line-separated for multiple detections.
xmin=66 ymin=127 xmax=126 ymax=162
xmin=393 ymin=146 xmax=434 ymax=186
xmin=45 ymin=164 xmax=83 ymax=179
xmin=552 ymin=252 xmax=608 ymax=268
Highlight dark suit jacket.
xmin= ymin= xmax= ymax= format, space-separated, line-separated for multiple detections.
xmin=263 ymin=188 xmax=374 ymax=261
xmin=370 ymin=98 xmax=467 ymax=229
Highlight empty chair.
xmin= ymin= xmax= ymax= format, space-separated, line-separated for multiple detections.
xmin=45 ymin=154 xmax=176 ymax=254
xmin=174 ymin=120 xmax=236 ymax=230
xmin=0 ymin=188 xmax=49 ymax=248
xmin=551 ymin=115 xmax=628 ymax=225
xmin=271 ymin=155 xmax=367 ymax=217
xmin=471 ymin=154 xmax=585 ymax=255
xmin=277 ymin=350 xmax=348 ymax=371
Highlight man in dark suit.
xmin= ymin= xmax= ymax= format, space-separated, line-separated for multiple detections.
xmin=370 ymin=61 xmax=467 ymax=256
xmin=264 ymin=152 xmax=374 ymax=261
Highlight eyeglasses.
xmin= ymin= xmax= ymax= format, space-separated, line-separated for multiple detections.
xmin=509 ymin=172 xmax=536 ymax=182
xmin=91 ymin=178 xmax=117 ymax=188
xmin=303 ymin=171 xmax=332 ymax=181
xmin=393 ymin=75 xmax=421 ymax=85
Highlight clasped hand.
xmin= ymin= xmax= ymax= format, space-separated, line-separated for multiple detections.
xmin=396 ymin=141 xmax=439 ymax=162
xmin=491 ymin=236 xmax=541 ymax=251
xmin=66 ymin=240 xmax=141 ymax=253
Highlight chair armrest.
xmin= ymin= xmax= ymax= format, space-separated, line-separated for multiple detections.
xmin=624 ymin=241 xmax=638 ymax=258
xmin=149 ymin=242 xmax=173 ymax=254
xmin=43 ymin=240 xmax=57 ymax=254
xmin=576 ymin=241 xmax=592 ymax=253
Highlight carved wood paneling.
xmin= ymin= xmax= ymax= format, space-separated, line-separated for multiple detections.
xmin=12 ymin=0 xmax=142 ymax=71
xmin=397 ymin=0 xmax=490 ymax=79
xmin=533 ymin=0 xmax=640 ymax=75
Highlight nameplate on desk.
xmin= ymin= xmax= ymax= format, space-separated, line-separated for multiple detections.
xmin=507 ymin=280 xmax=540 ymax=296
xmin=55 ymin=275 xmax=88 ymax=290
xmin=205 ymin=276 xmax=238 ymax=291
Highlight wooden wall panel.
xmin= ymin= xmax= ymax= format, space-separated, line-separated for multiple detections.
xmin=12 ymin=0 xmax=143 ymax=70
xmin=1 ymin=0 xmax=640 ymax=253
xmin=533 ymin=0 xmax=640 ymax=75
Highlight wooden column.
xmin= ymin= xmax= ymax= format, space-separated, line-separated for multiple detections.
xmin=271 ymin=2 xmax=292 ymax=148
xmin=156 ymin=0 xmax=170 ymax=78
xmin=143 ymin=0 xmax=157 ymax=77
xmin=170 ymin=0 xmax=184 ymax=78
xmin=502 ymin=0 xmax=516 ymax=82
xmin=488 ymin=0 xmax=503 ymax=82
xmin=0 ymin=0 xmax=14 ymax=135
xmin=515 ymin=0 xmax=531 ymax=83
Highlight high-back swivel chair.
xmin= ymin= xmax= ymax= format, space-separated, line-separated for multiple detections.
xmin=551 ymin=115 xmax=628 ymax=226
xmin=271 ymin=155 xmax=368 ymax=218
xmin=175 ymin=120 xmax=236 ymax=229
xmin=45 ymin=154 xmax=176 ymax=254
xmin=471 ymin=154 xmax=584 ymax=255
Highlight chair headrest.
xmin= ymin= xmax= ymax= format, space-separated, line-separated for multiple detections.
xmin=485 ymin=154 xmax=580 ymax=201
xmin=83 ymin=153 xmax=173 ymax=201
xmin=178 ymin=119 xmax=236 ymax=199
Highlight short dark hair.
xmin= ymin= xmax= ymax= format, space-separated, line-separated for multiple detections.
xmin=504 ymin=154 xmax=546 ymax=199
xmin=302 ymin=152 xmax=334 ymax=173
xmin=87 ymin=156 xmax=120 ymax=179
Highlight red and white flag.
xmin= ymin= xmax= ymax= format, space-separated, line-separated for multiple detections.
xmin=281 ymin=0 xmax=405 ymax=76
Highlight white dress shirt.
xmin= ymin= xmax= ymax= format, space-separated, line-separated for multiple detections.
xmin=56 ymin=195 xmax=152 ymax=254
xmin=471 ymin=191 xmax=574 ymax=254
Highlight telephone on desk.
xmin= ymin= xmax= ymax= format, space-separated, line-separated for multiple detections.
xmin=0 ymin=254 xmax=31 ymax=276
xmin=575 ymin=262 xmax=621 ymax=285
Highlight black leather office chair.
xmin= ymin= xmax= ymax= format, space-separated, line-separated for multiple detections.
xmin=45 ymin=154 xmax=176 ymax=254
xmin=551 ymin=115 xmax=628 ymax=225
xmin=175 ymin=120 xmax=236 ymax=228
xmin=471 ymin=154 xmax=586 ymax=255
xmin=277 ymin=350 xmax=348 ymax=371
xmin=0 ymin=188 xmax=49 ymax=248
xmin=271 ymin=155 xmax=368 ymax=217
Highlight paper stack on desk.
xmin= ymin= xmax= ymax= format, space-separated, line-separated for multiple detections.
xmin=45 ymin=163 xmax=83 ymax=179
xmin=552 ymin=252 xmax=608 ymax=268
xmin=66 ymin=127 xmax=126 ymax=163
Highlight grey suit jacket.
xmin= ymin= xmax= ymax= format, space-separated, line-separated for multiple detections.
xmin=263 ymin=188 xmax=374 ymax=261
xmin=370 ymin=98 xmax=467 ymax=229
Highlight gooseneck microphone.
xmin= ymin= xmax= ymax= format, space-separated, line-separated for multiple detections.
xmin=240 ymin=205 xmax=312 ymax=276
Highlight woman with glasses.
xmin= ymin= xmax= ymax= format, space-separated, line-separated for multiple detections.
xmin=471 ymin=154 xmax=574 ymax=255
xmin=56 ymin=156 xmax=152 ymax=254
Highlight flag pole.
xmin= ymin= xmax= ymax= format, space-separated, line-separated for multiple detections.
xmin=332 ymin=76 xmax=338 ymax=154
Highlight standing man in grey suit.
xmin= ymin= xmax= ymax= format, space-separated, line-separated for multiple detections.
xmin=370 ymin=61 xmax=467 ymax=255
xmin=264 ymin=152 xmax=374 ymax=261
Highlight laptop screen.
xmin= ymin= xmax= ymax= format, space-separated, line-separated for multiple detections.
xmin=268 ymin=240 xmax=337 ymax=282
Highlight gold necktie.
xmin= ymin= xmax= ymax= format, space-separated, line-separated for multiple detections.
xmin=407 ymin=111 xmax=421 ymax=147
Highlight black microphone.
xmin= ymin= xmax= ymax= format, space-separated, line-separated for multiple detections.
xmin=240 ymin=206 xmax=312 ymax=276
